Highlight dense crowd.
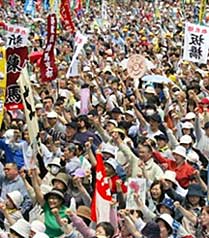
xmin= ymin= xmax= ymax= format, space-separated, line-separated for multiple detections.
xmin=0 ymin=0 xmax=209 ymax=237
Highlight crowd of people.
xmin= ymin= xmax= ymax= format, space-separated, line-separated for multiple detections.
xmin=0 ymin=0 xmax=209 ymax=237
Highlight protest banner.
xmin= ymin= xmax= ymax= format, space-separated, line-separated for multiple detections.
xmin=126 ymin=178 xmax=146 ymax=210
xmin=66 ymin=31 xmax=87 ymax=79
xmin=91 ymin=154 xmax=112 ymax=223
xmin=4 ymin=24 xmax=29 ymax=110
xmin=60 ymin=0 xmax=75 ymax=33
xmin=80 ymin=87 xmax=90 ymax=115
xmin=127 ymin=54 xmax=147 ymax=88
xmin=183 ymin=22 xmax=209 ymax=64
xmin=0 ymin=46 xmax=6 ymax=128
xmin=199 ymin=0 xmax=206 ymax=24
xmin=17 ymin=66 xmax=41 ymax=168
xmin=40 ymin=13 xmax=58 ymax=82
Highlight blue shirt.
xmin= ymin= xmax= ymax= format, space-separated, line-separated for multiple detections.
xmin=0 ymin=139 xmax=24 ymax=169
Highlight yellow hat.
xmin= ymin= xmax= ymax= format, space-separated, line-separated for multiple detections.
xmin=111 ymin=128 xmax=126 ymax=135
xmin=141 ymin=36 xmax=147 ymax=41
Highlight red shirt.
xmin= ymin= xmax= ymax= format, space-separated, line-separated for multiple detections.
xmin=153 ymin=151 xmax=194 ymax=188
xmin=109 ymin=175 xmax=127 ymax=194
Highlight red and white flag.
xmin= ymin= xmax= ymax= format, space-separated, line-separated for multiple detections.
xmin=91 ymin=153 xmax=112 ymax=223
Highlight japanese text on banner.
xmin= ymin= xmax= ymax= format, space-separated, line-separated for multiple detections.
xmin=183 ymin=22 xmax=209 ymax=64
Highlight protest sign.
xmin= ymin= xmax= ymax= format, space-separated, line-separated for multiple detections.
xmin=126 ymin=178 xmax=146 ymax=210
xmin=183 ymin=22 xmax=209 ymax=64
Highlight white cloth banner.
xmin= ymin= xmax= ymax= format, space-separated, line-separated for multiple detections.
xmin=17 ymin=66 xmax=41 ymax=168
xmin=183 ymin=22 xmax=209 ymax=64
xmin=101 ymin=0 xmax=108 ymax=20
xmin=5 ymin=24 xmax=29 ymax=48
xmin=66 ymin=31 xmax=87 ymax=78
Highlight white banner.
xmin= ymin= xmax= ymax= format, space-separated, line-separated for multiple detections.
xmin=183 ymin=22 xmax=209 ymax=64
xmin=17 ymin=66 xmax=41 ymax=168
xmin=66 ymin=31 xmax=87 ymax=78
xmin=5 ymin=24 xmax=29 ymax=48
xmin=126 ymin=178 xmax=146 ymax=210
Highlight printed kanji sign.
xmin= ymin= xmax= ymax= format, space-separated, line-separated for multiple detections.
xmin=183 ymin=22 xmax=209 ymax=64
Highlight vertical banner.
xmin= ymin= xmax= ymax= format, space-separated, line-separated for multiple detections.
xmin=80 ymin=87 xmax=90 ymax=115
xmin=208 ymin=165 xmax=209 ymax=205
xmin=183 ymin=22 xmax=209 ymax=64
xmin=5 ymin=24 xmax=29 ymax=110
xmin=91 ymin=154 xmax=112 ymax=223
xmin=17 ymin=66 xmax=41 ymax=168
xmin=60 ymin=0 xmax=75 ymax=33
xmin=0 ymin=46 xmax=6 ymax=128
xmin=40 ymin=13 xmax=58 ymax=82
xmin=66 ymin=31 xmax=87 ymax=78
xmin=199 ymin=0 xmax=206 ymax=24
xmin=101 ymin=0 xmax=108 ymax=20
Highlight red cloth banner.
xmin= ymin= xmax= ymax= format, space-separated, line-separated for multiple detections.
xmin=40 ymin=13 xmax=58 ymax=82
xmin=4 ymin=23 xmax=29 ymax=110
xmin=60 ymin=0 xmax=75 ymax=33
xmin=5 ymin=47 xmax=28 ymax=110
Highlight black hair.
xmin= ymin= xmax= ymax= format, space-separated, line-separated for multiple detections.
xmin=44 ymin=95 xmax=54 ymax=104
xmin=149 ymin=180 xmax=164 ymax=202
xmin=10 ymin=230 xmax=24 ymax=238
xmin=157 ymin=219 xmax=172 ymax=235
xmin=96 ymin=222 xmax=114 ymax=238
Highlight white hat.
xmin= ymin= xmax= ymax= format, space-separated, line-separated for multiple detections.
xmin=156 ymin=214 xmax=173 ymax=232
xmin=125 ymin=110 xmax=135 ymax=118
xmin=31 ymin=220 xmax=46 ymax=233
xmin=187 ymin=151 xmax=200 ymax=164
xmin=35 ymin=103 xmax=43 ymax=109
xmin=83 ymin=66 xmax=91 ymax=72
xmin=10 ymin=219 xmax=30 ymax=238
xmin=181 ymin=122 xmax=194 ymax=129
xmin=144 ymin=86 xmax=156 ymax=94
xmin=106 ymin=119 xmax=118 ymax=127
xmin=185 ymin=112 xmax=196 ymax=120
xmin=101 ymin=143 xmax=116 ymax=157
xmin=47 ymin=111 xmax=57 ymax=119
xmin=4 ymin=129 xmax=14 ymax=144
xmin=7 ymin=191 xmax=23 ymax=209
xmin=179 ymin=135 xmax=192 ymax=144
xmin=47 ymin=157 xmax=61 ymax=169
xmin=106 ymin=57 xmax=113 ymax=63
xmin=162 ymin=170 xmax=177 ymax=185
xmin=104 ymin=158 xmax=118 ymax=171
xmin=172 ymin=145 xmax=186 ymax=158
xmin=33 ymin=232 xmax=49 ymax=238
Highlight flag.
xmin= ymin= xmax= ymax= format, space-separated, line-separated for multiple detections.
xmin=66 ymin=31 xmax=87 ymax=78
xmin=60 ymin=0 xmax=75 ymax=33
xmin=24 ymin=0 xmax=35 ymax=15
xmin=40 ymin=13 xmax=58 ymax=82
xmin=183 ymin=22 xmax=209 ymax=64
xmin=17 ymin=66 xmax=41 ymax=168
xmin=0 ymin=46 xmax=6 ymax=128
xmin=199 ymin=0 xmax=206 ymax=24
xmin=91 ymin=153 xmax=112 ymax=223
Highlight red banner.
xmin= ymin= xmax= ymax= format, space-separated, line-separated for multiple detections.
xmin=4 ymin=24 xmax=29 ymax=110
xmin=40 ymin=13 xmax=58 ymax=82
xmin=60 ymin=0 xmax=75 ymax=33
xmin=5 ymin=47 xmax=28 ymax=110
